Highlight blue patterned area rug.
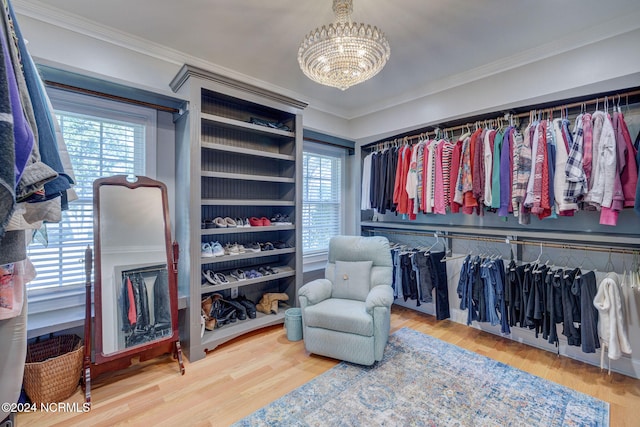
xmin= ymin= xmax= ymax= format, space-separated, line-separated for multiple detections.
xmin=233 ymin=328 xmax=609 ymax=426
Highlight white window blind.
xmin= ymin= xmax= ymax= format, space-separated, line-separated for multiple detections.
xmin=302 ymin=142 xmax=344 ymax=253
xmin=27 ymin=89 xmax=153 ymax=291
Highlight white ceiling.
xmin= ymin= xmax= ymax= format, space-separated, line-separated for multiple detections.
xmin=15 ymin=0 xmax=640 ymax=119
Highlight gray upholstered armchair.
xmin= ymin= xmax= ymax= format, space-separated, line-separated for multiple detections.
xmin=298 ymin=235 xmax=394 ymax=366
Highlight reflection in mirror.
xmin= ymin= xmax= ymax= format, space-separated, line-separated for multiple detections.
xmin=85 ymin=175 xmax=184 ymax=405
xmin=98 ymin=185 xmax=169 ymax=354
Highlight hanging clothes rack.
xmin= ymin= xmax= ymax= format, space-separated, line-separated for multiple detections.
xmin=365 ymin=87 xmax=640 ymax=151
xmin=364 ymin=227 xmax=639 ymax=256
xmin=121 ymin=264 xmax=168 ymax=276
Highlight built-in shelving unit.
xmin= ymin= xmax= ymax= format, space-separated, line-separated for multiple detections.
xmin=170 ymin=64 xmax=307 ymax=362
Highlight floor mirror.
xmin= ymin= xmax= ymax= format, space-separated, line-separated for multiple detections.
xmin=84 ymin=175 xmax=184 ymax=404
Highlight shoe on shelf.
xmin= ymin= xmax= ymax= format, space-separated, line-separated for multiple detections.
xmin=260 ymin=242 xmax=275 ymax=251
xmin=231 ymin=269 xmax=246 ymax=281
xmin=246 ymin=269 xmax=263 ymax=279
xmin=202 ymin=269 xmax=216 ymax=285
xmin=258 ymin=266 xmax=270 ymax=276
xmin=236 ymin=296 xmax=257 ymax=319
xmin=211 ymin=241 xmax=225 ymax=257
xmin=214 ymin=217 xmax=227 ymax=228
xmin=201 ymin=308 xmax=216 ymax=331
xmin=260 ymin=216 xmax=272 ymax=226
xmin=235 ymin=243 xmax=246 ymax=254
xmin=224 ymin=217 xmax=237 ymax=227
xmin=249 ymin=217 xmax=263 ymax=226
xmin=271 ymin=214 xmax=292 ymax=225
xmin=201 ymin=242 xmax=214 ymax=257
xmin=256 ymin=293 xmax=289 ymax=315
xmin=224 ymin=243 xmax=245 ymax=256
xmin=203 ymin=219 xmax=216 ymax=229
xmin=273 ymin=241 xmax=290 ymax=249
xmin=245 ymin=242 xmax=261 ymax=253
xmin=265 ymin=266 xmax=279 ymax=275
xmin=243 ymin=218 xmax=251 ymax=228
xmin=224 ymin=299 xmax=247 ymax=321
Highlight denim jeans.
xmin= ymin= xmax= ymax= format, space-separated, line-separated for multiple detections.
xmin=413 ymin=252 xmax=433 ymax=304
xmin=400 ymin=253 xmax=417 ymax=302
xmin=427 ymin=251 xmax=450 ymax=320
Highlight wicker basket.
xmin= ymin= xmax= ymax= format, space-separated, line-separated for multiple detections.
xmin=23 ymin=334 xmax=83 ymax=405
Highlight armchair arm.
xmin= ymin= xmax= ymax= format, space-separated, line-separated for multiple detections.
xmin=298 ymin=278 xmax=332 ymax=306
xmin=365 ymin=285 xmax=394 ymax=313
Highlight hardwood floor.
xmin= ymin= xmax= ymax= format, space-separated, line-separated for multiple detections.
xmin=17 ymin=306 xmax=639 ymax=426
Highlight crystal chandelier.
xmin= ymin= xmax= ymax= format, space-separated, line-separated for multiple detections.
xmin=298 ymin=0 xmax=391 ymax=91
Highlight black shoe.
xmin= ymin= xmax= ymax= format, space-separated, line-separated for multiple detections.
xmin=210 ymin=296 xmax=236 ymax=326
xmin=237 ymin=295 xmax=257 ymax=319
xmin=224 ymin=299 xmax=247 ymax=320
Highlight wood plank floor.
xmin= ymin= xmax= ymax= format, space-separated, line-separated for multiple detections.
xmin=17 ymin=306 xmax=639 ymax=426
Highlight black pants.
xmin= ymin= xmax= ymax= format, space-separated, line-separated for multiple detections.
xmin=428 ymin=251 xmax=450 ymax=320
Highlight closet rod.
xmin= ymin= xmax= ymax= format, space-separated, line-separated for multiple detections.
xmin=365 ymin=87 xmax=640 ymax=150
xmin=365 ymin=228 xmax=639 ymax=256
xmin=121 ymin=264 xmax=168 ymax=275
xmin=44 ymin=81 xmax=180 ymax=113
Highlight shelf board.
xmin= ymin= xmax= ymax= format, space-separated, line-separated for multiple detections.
xmin=200 ymin=267 xmax=295 ymax=294
xmin=200 ymin=311 xmax=288 ymax=350
xmin=201 ymin=199 xmax=295 ymax=206
xmin=201 ymin=225 xmax=295 ymax=235
xmin=201 ymin=112 xmax=295 ymax=138
xmin=200 ymin=247 xmax=295 ymax=264
xmin=200 ymin=170 xmax=295 ymax=183
xmin=201 ymin=142 xmax=295 ymax=161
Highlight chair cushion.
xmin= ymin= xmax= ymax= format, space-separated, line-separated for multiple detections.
xmin=303 ymin=298 xmax=373 ymax=336
xmin=332 ymin=260 xmax=372 ymax=301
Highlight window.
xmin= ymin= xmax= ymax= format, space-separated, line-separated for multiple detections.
xmin=302 ymin=142 xmax=345 ymax=254
xmin=26 ymin=89 xmax=156 ymax=292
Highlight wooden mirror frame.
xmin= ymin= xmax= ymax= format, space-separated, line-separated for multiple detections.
xmin=84 ymin=175 xmax=184 ymax=404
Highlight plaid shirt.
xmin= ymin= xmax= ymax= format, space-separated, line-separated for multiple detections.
xmin=511 ymin=128 xmax=530 ymax=216
xmin=564 ymin=116 xmax=586 ymax=202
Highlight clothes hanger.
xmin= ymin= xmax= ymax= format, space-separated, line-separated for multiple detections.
xmin=574 ymin=248 xmax=598 ymax=279
xmin=525 ymin=242 xmax=543 ymax=272
xmin=604 ymin=250 xmax=615 ymax=272
xmin=423 ymin=232 xmax=443 ymax=254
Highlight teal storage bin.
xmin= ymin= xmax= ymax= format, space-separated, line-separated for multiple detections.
xmin=284 ymin=308 xmax=303 ymax=341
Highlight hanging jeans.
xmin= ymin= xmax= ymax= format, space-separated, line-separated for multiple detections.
xmin=546 ymin=269 xmax=564 ymax=346
xmin=480 ymin=259 xmax=500 ymax=326
xmin=153 ymin=268 xmax=171 ymax=329
xmin=427 ymin=251 xmax=450 ymax=320
xmin=391 ymin=249 xmax=402 ymax=298
xmin=411 ymin=254 xmax=422 ymax=305
xmin=575 ymin=271 xmax=599 ymax=353
xmin=507 ymin=264 xmax=526 ymax=328
xmin=400 ymin=253 xmax=417 ymax=302
xmin=471 ymin=257 xmax=485 ymax=322
xmin=413 ymin=252 xmax=433 ymax=303
xmin=561 ymin=268 xmax=581 ymax=347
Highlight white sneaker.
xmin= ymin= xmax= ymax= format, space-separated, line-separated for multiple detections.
xmin=201 ymin=242 xmax=214 ymax=257
xmin=211 ymin=241 xmax=225 ymax=257
xmin=225 ymin=243 xmax=240 ymax=255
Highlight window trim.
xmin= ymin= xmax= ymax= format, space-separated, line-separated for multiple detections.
xmin=302 ymin=140 xmax=347 ymax=269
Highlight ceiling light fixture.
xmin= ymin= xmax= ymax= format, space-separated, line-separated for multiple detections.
xmin=297 ymin=0 xmax=390 ymax=91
